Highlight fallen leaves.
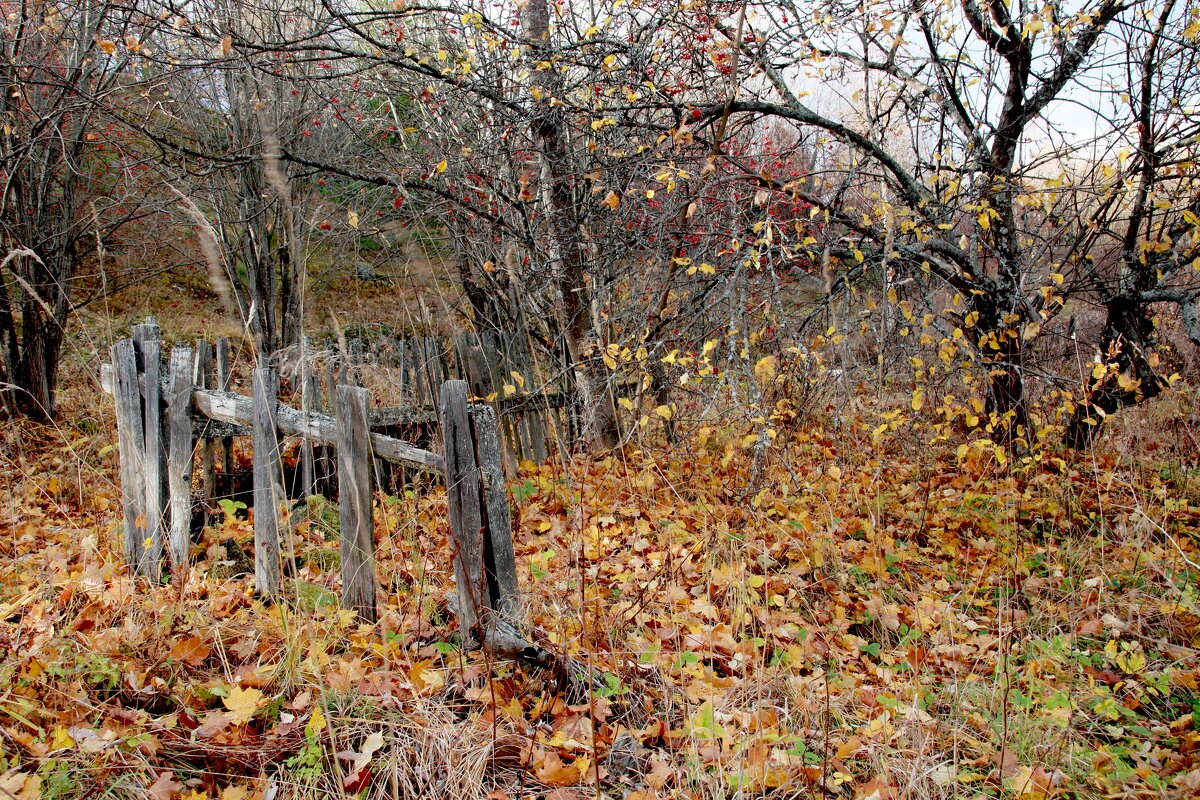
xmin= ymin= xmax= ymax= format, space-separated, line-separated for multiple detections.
xmin=167 ymin=636 xmax=211 ymax=667
xmin=2 ymin=373 xmax=1199 ymax=800
xmin=222 ymin=686 xmax=265 ymax=726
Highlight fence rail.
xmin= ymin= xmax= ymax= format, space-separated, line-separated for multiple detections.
xmin=101 ymin=319 xmax=518 ymax=638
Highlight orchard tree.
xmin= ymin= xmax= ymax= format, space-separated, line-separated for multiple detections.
xmin=132 ymin=0 xmax=340 ymax=359
xmin=1 ymin=0 xmax=167 ymax=420
xmin=1063 ymin=0 xmax=1200 ymax=446
xmin=671 ymin=0 xmax=1200 ymax=443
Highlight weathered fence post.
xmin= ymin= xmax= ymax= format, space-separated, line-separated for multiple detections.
xmin=132 ymin=321 xmax=165 ymax=580
xmin=336 ymin=384 xmax=377 ymax=622
xmin=440 ymin=380 xmax=520 ymax=642
xmin=441 ymin=380 xmax=487 ymax=640
xmin=216 ymin=338 xmax=234 ymax=480
xmin=472 ymin=403 xmax=519 ymax=618
xmin=195 ymin=340 xmax=217 ymax=499
xmin=252 ymin=367 xmax=284 ymax=600
xmin=111 ymin=339 xmax=148 ymax=573
xmin=167 ymin=346 xmax=195 ymax=570
xmin=300 ymin=340 xmax=316 ymax=498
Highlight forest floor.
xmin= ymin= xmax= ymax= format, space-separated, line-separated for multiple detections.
xmin=2 ymin=290 xmax=1200 ymax=799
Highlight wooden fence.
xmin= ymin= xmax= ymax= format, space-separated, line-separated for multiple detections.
xmin=312 ymin=327 xmax=576 ymax=468
xmin=101 ymin=319 xmax=517 ymax=635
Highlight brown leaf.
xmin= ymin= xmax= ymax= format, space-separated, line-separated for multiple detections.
xmin=991 ymin=748 xmax=1019 ymax=778
xmin=148 ymin=771 xmax=183 ymax=800
xmin=534 ymin=749 xmax=581 ymax=786
xmin=167 ymin=636 xmax=210 ymax=667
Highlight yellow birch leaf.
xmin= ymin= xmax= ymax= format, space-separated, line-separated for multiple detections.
xmin=51 ymin=726 xmax=75 ymax=750
xmin=754 ymin=355 xmax=777 ymax=384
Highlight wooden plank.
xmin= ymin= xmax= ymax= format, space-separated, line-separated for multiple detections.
xmin=195 ymin=340 xmax=216 ymax=498
xmin=429 ymin=336 xmax=448 ymax=390
xmin=515 ymin=340 xmax=548 ymax=462
xmin=337 ymin=384 xmax=377 ymax=622
xmin=252 ymin=367 xmax=283 ymax=601
xmin=300 ymin=366 xmax=316 ymax=498
xmin=324 ymin=360 xmax=338 ymax=412
xmin=191 ymin=389 xmax=443 ymax=472
xmin=194 ymin=419 xmax=251 ymax=438
xmin=440 ymin=380 xmax=487 ymax=641
xmin=464 ymin=342 xmax=490 ymax=399
xmin=406 ymin=338 xmax=427 ymax=406
xmin=111 ymin=339 xmax=147 ymax=573
xmin=215 ymin=338 xmax=234 ymax=479
xmin=167 ymin=346 xmax=195 ymax=571
xmin=450 ymin=334 xmax=469 ymax=381
xmin=471 ymin=403 xmax=519 ymax=618
xmin=133 ymin=322 xmax=165 ymax=580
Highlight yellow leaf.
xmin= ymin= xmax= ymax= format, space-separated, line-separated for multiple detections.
xmin=911 ymin=389 xmax=924 ymax=412
xmin=347 ymin=209 xmax=359 ymax=229
xmin=978 ymin=212 xmax=990 ymax=230
xmin=409 ymin=659 xmax=445 ymax=693
xmin=503 ymin=384 xmax=516 ymax=398
xmin=97 ymin=40 xmax=117 ymax=55
xmin=654 ymin=404 xmax=672 ymax=420
xmin=306 ymin=707 xmax=326 ymax=736
xmin=51 ymin=726 xmax=74 ymax=750
xmin=509 ymin=371 xmax=524 ymax=389
xmin=222 ymin=686 xmax=265 ymax=726
xmin=754 ymin=355 xmax=777 ymax=384
xmin=618 ymin=397 xmax=634 ymax=411
xmin=601 ymin=191 xmax=620 ymax=210
xmin=434 ymin=159 xmax=448 ymax=174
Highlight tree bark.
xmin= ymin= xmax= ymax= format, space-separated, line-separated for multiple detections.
xmin=519 ymin=0 xmax=619 ymax=450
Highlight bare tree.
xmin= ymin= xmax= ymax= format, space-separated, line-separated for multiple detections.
xmin=1 ymin=0 xmax=166 ymax=419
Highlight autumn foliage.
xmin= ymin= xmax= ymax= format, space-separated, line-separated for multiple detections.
xmin=2 ymin=346 xmax=1199 ymax=799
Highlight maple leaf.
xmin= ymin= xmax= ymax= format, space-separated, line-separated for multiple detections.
xmin=167 ymin=636 xmax=211 ymax=667
xmin=148 ymin=771 xmax=183 ymax=800
xmin=222 ymin=686 xmax=265 ymax=726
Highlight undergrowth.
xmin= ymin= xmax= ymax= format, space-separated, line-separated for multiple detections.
xmin=1 ymin=373 xmax=1198 ymax=800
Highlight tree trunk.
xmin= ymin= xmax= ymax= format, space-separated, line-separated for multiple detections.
xmin=1064 ymin=296 xmax=1164 ymax=449
xmin=519 ymin=0 xmax=619 ymax=451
